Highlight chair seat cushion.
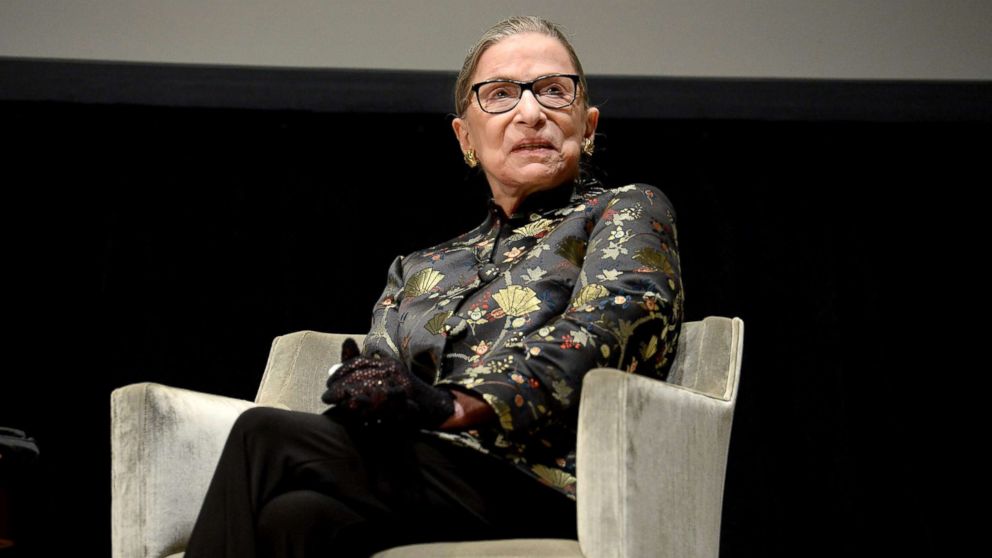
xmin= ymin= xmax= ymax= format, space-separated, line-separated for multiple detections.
xmin=371 ymin=538 xmax=583 ymax=557
xmin=168 ymin=538 xmax=582 ymax=557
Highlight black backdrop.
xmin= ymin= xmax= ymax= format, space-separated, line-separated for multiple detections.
xmin=1 ymin=59 xmax=988 ymax=557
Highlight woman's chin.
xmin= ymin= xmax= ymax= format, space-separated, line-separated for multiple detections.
xmin=510 ymin=163 xmax=567 ymax=186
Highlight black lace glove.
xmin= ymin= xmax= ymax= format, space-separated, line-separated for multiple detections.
xmin=321 ymin=338 xmax=455 ymax=429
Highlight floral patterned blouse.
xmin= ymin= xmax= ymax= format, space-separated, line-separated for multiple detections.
xmin=362 ymin=179 xmax=684 ymax=501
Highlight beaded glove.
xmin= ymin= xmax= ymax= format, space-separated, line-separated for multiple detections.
xmin=322 ymin=338 xmax=454 ymax=429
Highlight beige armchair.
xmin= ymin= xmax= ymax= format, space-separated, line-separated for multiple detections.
xmin=111 ymin=316 xmax=743 ymax=558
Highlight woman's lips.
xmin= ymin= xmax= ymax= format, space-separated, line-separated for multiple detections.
xmin=512 ymin=139 xmax=555 ymax=152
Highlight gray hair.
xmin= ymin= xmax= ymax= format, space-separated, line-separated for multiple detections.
xmin=453 ymin=16 xmax=591 ymax=117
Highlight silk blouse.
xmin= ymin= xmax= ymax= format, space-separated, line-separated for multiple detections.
xmin=362 ymin=179 xmax=685 ymax=500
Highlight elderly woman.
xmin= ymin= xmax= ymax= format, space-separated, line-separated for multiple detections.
xmin=184 ymin=15 xmax=683 ymax=558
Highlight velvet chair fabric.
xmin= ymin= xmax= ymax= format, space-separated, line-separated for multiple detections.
xmin=111 ymin=316 xmax=743 ymax=558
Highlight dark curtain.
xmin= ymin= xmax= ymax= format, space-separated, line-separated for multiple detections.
xmin=0 ymin=93 xmax=984 ymax=556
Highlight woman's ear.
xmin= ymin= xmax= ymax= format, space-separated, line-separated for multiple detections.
xmin=583 ymin=106 xmax=600 ymax=141
xmin=451 ymin=117 xmax=472 ymax=153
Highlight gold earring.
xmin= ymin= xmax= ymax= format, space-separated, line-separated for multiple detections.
xmin=463 ymin=149 xmax=478 ymax=168
xmin=582 ymin=137 xmax=595 ymax=156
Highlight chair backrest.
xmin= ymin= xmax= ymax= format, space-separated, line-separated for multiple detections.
xmin=666 ymin=316 xmax=740 ymax=401
xmin=255 ymin=331 xmax=368 ymax=413
xmin=254 ymin=316 xmax=740 ymax=413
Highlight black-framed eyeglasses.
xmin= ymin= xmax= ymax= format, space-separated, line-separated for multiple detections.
xmin=470 ymin=73 xmax=580 ymax=114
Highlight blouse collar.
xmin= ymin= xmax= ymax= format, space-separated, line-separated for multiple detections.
xmin=485 ymin=177 xmax=601 ymax=225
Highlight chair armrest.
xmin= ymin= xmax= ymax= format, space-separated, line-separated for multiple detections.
xmin=576 ymin=369 xmax=737 ymax=558
xmin=111 ymin=382 xmax=257 ymax=558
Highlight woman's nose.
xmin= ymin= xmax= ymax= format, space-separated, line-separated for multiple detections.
xmin=514 ymin=90 xmax=545 ymax=124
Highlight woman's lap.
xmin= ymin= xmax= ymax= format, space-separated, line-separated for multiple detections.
xmin=187 ymin=406 xmax=576 ymax=556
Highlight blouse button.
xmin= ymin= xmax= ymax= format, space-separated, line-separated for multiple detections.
xmin=478 ymin=263 xmax=499 ymax=282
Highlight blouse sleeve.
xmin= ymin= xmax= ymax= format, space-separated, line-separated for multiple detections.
xmin=361 ymin=254 xmax=406 ymax=360
xmin=437 ymin=183 xmax=685 ymax=436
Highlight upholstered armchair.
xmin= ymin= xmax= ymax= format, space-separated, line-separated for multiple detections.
xmin=111 ymin=315 xmax=743 ymax=558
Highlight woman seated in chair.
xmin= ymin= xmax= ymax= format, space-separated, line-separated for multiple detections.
xmin=185 ymin=15 xmax=684 ymax=558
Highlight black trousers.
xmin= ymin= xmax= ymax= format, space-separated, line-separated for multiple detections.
xmin=184 ymin=407 xmax=577 ymax=558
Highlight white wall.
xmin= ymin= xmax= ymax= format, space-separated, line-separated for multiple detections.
xmin=1 ymin=0 xmax=989 ymax=80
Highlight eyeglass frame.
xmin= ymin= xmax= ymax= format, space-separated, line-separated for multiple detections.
xmin=469 ymin=73 xmax=581 ymax=114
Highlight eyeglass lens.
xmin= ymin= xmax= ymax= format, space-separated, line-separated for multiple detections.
xmin=477 ymin=76 xmax=576 ymax=113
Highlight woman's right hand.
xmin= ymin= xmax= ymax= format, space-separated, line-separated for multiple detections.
xmin=322 ymin=339 xmax=454 ymax=429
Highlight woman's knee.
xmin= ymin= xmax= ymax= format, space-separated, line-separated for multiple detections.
xmin=229 ymin=406 xmax=360 ymax=462
xmin=227 ymin=407 xmax=316 ymax=456
xmin=233 ymin=406 xmax=330 ymax=437
xmin=229 ymin=406 xmax=286 ymax=439
xmin=233 ymin=405 xmax=281 ymax=428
